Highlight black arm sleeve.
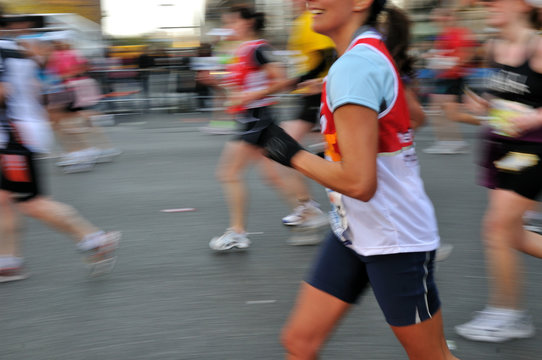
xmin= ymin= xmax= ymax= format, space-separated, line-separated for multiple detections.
xmin=253 ymin=45 xmax=276 ymax=66
xmin=297 ymin=47 xmax=337 ymax=84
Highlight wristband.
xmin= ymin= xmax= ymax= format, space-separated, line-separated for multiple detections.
xmin=257 ymin=122 xmax=303 ymax=167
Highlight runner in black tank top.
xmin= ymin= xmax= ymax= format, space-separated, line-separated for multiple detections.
xmin=455 ymin=0 xmax=542 ymax=343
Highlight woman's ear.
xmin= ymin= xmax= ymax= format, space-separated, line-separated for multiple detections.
xmin=353 ymin=0 xmax=373 ymax=12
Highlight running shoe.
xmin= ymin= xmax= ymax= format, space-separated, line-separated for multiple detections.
xmin=0 ymin=266 xmax=29 ymax=283
xmin=95 ymin=148 xmax=123 ymax=163
xmin=455 ymin=307 xmax=535 ymax=342
xmin=57 ymin=149 xmax=97 ymax=173
xmin=423 ymin=141 xmax=469 ymax=155
xmin=78 ymin=231 xmax=121 ymax=276
xmin=209 ymin=229 xmax=251 ymax=251
xmin=282 ymin=201 xmax=328 ymax=228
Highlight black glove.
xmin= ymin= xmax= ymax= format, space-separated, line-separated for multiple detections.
xmin=257 ymin=122 xmax=303 ymax=167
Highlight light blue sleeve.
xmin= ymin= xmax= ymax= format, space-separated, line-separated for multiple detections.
xmin=327 ymin=46 xmax=396 ymax=114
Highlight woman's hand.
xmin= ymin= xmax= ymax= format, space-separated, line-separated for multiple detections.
xmin=463 ymin=89 xmax=489 ymax=115
xmin=507 ymin=112 xmax=542 ymax=137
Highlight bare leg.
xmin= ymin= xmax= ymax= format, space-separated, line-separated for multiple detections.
xmin=0 ymin=190 xmax=20 ymax=256
xmin=216 ymin=141 xmax=259 ymax=234
xmin=16 ymin=196 xmax=100 ymax=243
xmin=483 ymin=189 xmax=540 ymax=309
xmin=78 ymin=110 xmax=114 ymax=150
xmin=391 ymin=310 xmax=458 ymax=360
xmin=429 ymin=94 xmax=464 ymax=142
xmin=278 ymin=120 xmax=315 ymax=205
xmin=50 ymin=111 xmax=92 ymax=153
xmin=281 ymin=283 xmax=351 ymax=360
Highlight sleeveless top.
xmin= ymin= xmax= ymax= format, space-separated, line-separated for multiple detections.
xmin=320 ymin=29 xmax=439 ymax=256
xmin=226 ymin=40 xmax=275 ymax=113
xmin=486 ymin=38 xmax=542 ymax=143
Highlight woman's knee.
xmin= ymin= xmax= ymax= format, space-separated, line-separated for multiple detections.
xmin=482 ymin=210 xmax=522 ymax=247
xmin=280 ymin=324 xmax=320 ymax=360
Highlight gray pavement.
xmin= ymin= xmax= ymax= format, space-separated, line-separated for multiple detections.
xmin=2 ymin=112 xmax=542 ymax=359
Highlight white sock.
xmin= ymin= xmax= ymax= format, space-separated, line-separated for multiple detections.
xmin=486 ymin=306 xmax=524 ymax=317
xmin=301 ymin=199 xmax=319 ymax=208
xmin=77 ymin=231 xmax=105 ymax=251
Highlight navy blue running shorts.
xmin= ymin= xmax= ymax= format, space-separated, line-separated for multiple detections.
xmin=307 ymin=232 xmax=441 ymax=327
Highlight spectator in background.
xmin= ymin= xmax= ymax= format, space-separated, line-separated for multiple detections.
xmin=137 ymin=46 xmax=155 ymax=109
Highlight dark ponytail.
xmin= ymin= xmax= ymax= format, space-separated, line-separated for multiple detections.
xmin=365 ymin=3 xmax=415 ymax=79
xmin=378 ymin=7 xmax=416 ymax=79
xmin=229 ymin=6 xmax=266 ymax=33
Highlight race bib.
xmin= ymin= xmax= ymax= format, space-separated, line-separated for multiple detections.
xmin=327 ymin=189 xmax=351 ymax=245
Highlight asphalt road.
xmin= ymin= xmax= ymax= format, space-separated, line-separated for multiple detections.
xmin=2 ymin=112 xmax=542 ymax=359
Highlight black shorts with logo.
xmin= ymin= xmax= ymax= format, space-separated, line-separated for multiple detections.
xmin=235 ymin=106 xmax=276 ymax=145
xmin=0 ymin=140 xmax=41 ymax=202
xmin=480 ymin=138 xmax=542 ymax=200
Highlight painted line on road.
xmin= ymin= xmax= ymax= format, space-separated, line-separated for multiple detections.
xmin=246 ymin=300 xmax=277 ymax=305
xmin=161 ymin=208 xmax=196 ymax=213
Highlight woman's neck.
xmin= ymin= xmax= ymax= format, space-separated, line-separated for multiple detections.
xmin=328 ymin=12 xmax=369 ymax=56
xmin=330 ymin=22 xmax=367 ymax=56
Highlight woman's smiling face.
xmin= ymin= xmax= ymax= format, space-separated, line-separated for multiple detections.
xmin=307 ymin=0 xmax=362 ymax=36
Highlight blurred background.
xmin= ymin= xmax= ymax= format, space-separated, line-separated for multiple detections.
xmin=6 ymin=1 xmax=542 ymax=359
xmin=0 ymin=0 xmax=489 ymax=117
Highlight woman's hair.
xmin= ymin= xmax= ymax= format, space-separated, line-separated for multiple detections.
xmin=367 ymin=3 xmax=416 ymax=79
xmin=529 ymin=8 xmax=542 ymax=29
xmin=229 ymin=6 xmax=266 ymax=33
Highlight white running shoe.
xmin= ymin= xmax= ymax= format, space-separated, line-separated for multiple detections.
xmin=96 ymin=148 xmax=123 ymax=163
xmin=455 ymin=307 xmax=535 ymax=342
xmin=423 ymin=141 xmax=469 ymax=155
xmin=282 ymin=201 xmax=328 ymax=228
xmin=57 ymin=149 xmax=97 ymax=173
xmin=78 ymin=231 xmax=121 ymax=276
xmin=209 ymin=229 xmax=251 ymax=251
xmin=56 ymin=152 xmax=82 ymax=167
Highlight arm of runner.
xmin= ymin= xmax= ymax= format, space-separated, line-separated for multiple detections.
xmin=404 ymin=87 xmax=425 ymax=129
xmin=507 ymin=109 xmax=542 ymax=136
xmin=229 ymin=61 xmax=287 ymax=107
xmin=258 ymin=103 xmax=378 ymax=202
xmin=291 ymin=104 xmax=378 ymax=201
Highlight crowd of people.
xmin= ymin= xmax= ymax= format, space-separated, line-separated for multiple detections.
xmin=1 ymin=0 xmax=542 ymax=358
